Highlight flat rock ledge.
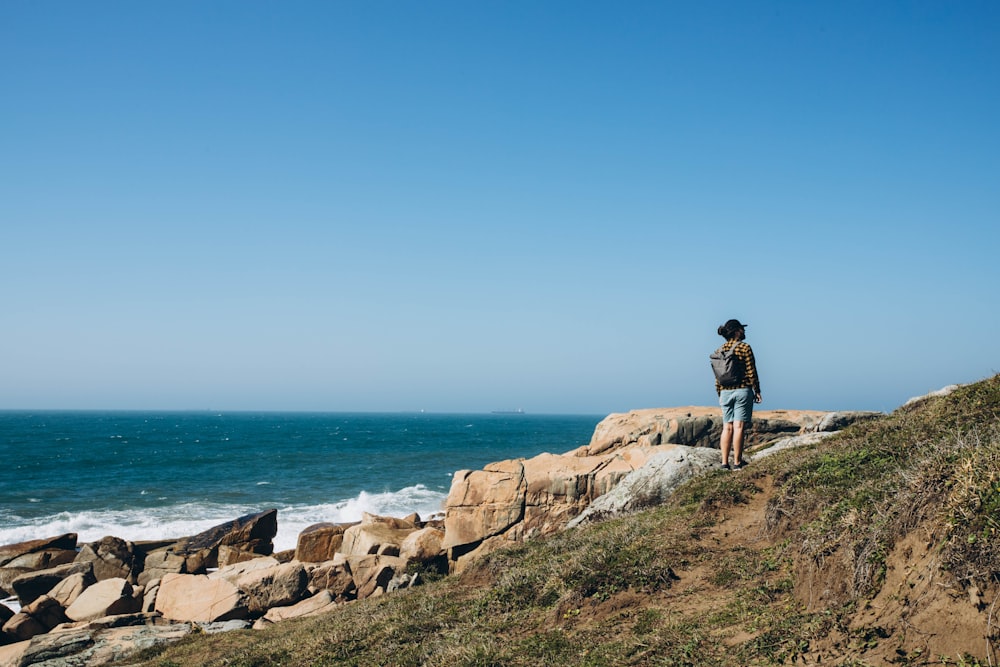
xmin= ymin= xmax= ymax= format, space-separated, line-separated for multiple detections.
xmin=1 ymin=400 xmax=900 ymax=666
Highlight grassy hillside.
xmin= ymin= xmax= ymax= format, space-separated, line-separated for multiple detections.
xmin=122 ymin=376 xmax=1000 ymax=666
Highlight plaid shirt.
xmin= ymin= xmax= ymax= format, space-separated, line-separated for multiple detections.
xmin=715 ymin=340 xmax=761 ymax=395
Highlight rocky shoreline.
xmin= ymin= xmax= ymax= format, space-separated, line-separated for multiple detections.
xmin=0 ymin=406 xmax=884 ymax=666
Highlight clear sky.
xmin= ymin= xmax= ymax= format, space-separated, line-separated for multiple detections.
xmin=2 ymin=1 xmax=998 ymax=415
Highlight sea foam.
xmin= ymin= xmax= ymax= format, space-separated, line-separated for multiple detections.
xmin=0 ymin=484 xmax=447 ymax=554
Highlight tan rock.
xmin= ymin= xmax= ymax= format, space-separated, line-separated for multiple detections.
xmin=154 ymin=572 xmax=247 ymax=623
xmin=137 ymin=549 xmax=186 ymax=587
xmin=295 ymin=523 xmax=348 ymax=562
xmin=259 ymin=590 xmax=336 ymax=625
xmin=443 ymin=447 xmax=658 ymax=552
xmin=173 ymin=510 xmax=278 ymax=570
xmin=23 ymin=594 xmax=69 ymax=631
xmin=3 ymin=616 xmax=192 ymax=667
xmin=141 ymin=579 xmax=159 ymax=613
xmin=399 ymin=527 xmax=445 ymax=564
xmin=583 ymin=407 xmax=830 ymax=456
xmin=0 ymin=640 xmax=29 ymax=667
xmin=348 ymin=555 xmax=406 ymax=599
xmin=2 ymin=611 xmax=46 ymax=642
xmin=218 ymin=543 xmax=271 ymax=567
xmin=0 ymin=567 xmax=31 ymax=597
xmin=40 ymin=570 xmax=95 ymax=611
xmin=3 ymin=549 xmax=77 ymax=571
xmin=341 ymin=522 xmax=415 ymax=557
xmin=361 ymin=512 xmax=415 ymax=529
xmin=65 ymin=578 xmax=140 ymax=622
xmin=0 ymin=534 xmax=77 ymax=568
xmin=74 ymin=536 xmax=136 ymax=582
xmin=11 ymin=562 xmax=93 ymax=607
xmin=273 ymin=549 xmax=296 ymax=564
xmin=441 ymin=460 xmax=526 ymax=549
xmin=235 ymin=562 xmax=308 ymax=615
xmin=307 ymin=556 xmax=355 ymax=598
xmin=208 ymin=556 xmax=281 ymax=585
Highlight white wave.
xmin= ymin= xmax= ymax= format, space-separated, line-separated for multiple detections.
xmin=0 ymin=485 xmax=448 ymax=555
xmin=272 ymin=484 xmax=447 ymax=551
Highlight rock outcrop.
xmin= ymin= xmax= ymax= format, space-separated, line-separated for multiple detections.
xmin=440 ymin=407 xmax=882 ymax=568
xmin=568 ymin=445 xmax=722 ymax=527
xmin=581 ymin=407 xmax=834 ymax=456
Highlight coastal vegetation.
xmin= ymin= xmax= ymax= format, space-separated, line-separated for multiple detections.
xmin=119 ymin=376 xmax=1000 ymax=666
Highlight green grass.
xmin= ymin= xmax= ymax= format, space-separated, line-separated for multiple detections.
xmin=118 ymin=375 xmax=1000 ymax=667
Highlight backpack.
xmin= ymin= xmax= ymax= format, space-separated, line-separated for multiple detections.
xmin=710 ymin=343 xmax=745 ymax=385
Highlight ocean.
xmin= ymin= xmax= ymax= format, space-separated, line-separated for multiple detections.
xmin=0 ymin=411 xmax=602 ymax=554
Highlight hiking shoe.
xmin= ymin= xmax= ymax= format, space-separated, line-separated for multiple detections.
xmin=721 ymin=463 xmax=731 ymax=471
xmin=733 ymin=460 xmax=747 ymax=471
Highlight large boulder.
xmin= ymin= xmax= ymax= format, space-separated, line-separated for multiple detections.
xmin=442 ymin=460 xmax=526 ymax=550
xmin=154 ymin=573 xmax=248 ymax=623
xmin=47 ymin=570 xmax=98 ymax=609
xmin=295 ymin=523 xmax=350 ymax=562
xmin=10 ymin=562 xmax=93 ymax=607
xmin=21 ymin=595 xmax=70 ymax=631
xmin=233 ymin=562 xmax=309 ymax=616
xmin=306 ymin=555 xmax=356 ymax=599
xmin=137 ymin=549 xmax=187 ymax=587
xmin=0 ymin=614 xmax=193 ymax=667
xmin=75 ymin=536 xmax=137 ymax=582
xmin=340 ymin=515 xmax=416 ymax=557
xmin=65 ymin=577 xmax=141 ymax=622
xmin=2 ymin=549 xmax=77 ymax=571
xmin=0 ymin=534 xmax=77 ymax=568
xmin=399 ymin=527 xmax=445 ymax=564
xmin=255 ymin=590 xmax=337 ymax=628
xmin=0 ymin=568 xmax=31 ymax=598
xmin=171 ymin=510 xmax=278 ymax=571
xmin=347 ymin=555 xmax=406 ymax=599
xmin=2 ymin=611 xmax=46 ymax=642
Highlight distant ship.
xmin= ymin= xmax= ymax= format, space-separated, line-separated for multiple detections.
xmin=491 ymin=409 xmax=525 ymax=415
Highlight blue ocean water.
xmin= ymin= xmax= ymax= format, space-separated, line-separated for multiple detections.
xmin=0 ymin=411 xmax=601 ymax=552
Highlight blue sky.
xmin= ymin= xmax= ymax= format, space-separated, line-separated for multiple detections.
xmin=2 ymin=1 xmax=997 ymax=414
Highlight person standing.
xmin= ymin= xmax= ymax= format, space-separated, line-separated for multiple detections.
xmin=713 ymin=319 xmax=762 ymax=470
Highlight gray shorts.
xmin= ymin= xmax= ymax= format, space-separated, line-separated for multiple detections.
xmin=720 ymin=388 xmax=754 ymax=423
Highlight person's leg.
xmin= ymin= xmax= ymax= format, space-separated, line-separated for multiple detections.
xmin=719 ymin=389 xmax=737 ymax=467
xmin=732 ymin=420 xmax=745 ymax=466
xmin=720 ymin=422 xmax=733 ymax=466
xmin=731 ymin=388 xmax=754 ymax=468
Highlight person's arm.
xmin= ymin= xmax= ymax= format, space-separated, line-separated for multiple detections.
xmin=743 ymin=344 xmax=762 ymax=401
